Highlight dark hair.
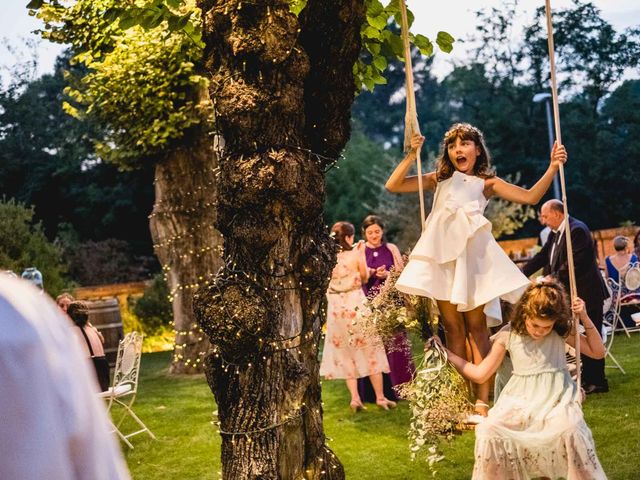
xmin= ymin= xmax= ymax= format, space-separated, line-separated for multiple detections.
xmin=613 ymin=235 xmax=629 ymax=252
xmin=436 ymin=123 xmax=495 ymax=181
xmin=67 ymin=301 xmax=90 ymax=327
xmin=510 ymin=280 xmax=571 ymax=338
xmin=361 ymin=215 xmax=385 ymax=238
xmin=330 ymin=221 xmax=355 ymax=251
xmin=632 ymin=229 xmax=640 ymax=249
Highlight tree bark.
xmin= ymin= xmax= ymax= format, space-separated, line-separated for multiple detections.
xmin=194 ymin=0 xmax=364 ymax=477
xmin=150 ymin=127 xmax=224 ymax=374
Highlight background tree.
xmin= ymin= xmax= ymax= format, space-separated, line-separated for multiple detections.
xmin=0 ymin=198 xmax=68 ymax=294
xmin=324 ymin=125 xmax=394 ymax=227
xmin=522 ymin=0 xmax=640 ymax=112
xmin=33 ymin=0 xmax=223 ymax=372
xmin=0 ymin=50 xmax=152 ymax=248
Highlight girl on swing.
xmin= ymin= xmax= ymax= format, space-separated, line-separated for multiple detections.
xmin=385 ymin=123 xmax=567 ymax=418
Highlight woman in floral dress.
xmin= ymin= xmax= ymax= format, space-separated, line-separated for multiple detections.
xmin=320 ymin=221 xmax=396 ymax=411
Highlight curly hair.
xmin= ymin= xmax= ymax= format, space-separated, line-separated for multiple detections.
xmin=436 ymin=123 xmax=495 ymax=181
xmin=67 ymin=301 xmax=90 ymax=327
xmin=510 ymin=280 xmax=572 ymax=338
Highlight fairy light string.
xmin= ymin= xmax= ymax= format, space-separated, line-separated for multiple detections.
xmin=150 ymin=93 xmax=343 ymax=373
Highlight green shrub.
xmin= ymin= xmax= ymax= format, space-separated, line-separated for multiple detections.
xmin=132 ymin=274 xmax=172 ymax=335
xmin=0 ymin=198 xmax=69 ymax=295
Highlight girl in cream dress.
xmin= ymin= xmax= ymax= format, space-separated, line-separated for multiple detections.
xmin=385 ymin=123 xmax=567 ymax=416
xmin=439 ymin=281 xmax=606 ymax=480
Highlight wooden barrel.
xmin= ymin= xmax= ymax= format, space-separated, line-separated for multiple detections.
xmin=85 ymin=297 xmax=124 ymax=367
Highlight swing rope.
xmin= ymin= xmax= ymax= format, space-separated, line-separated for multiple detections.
xmin=544 ymin=0 xmax=581 ymax=392
xmin=399 ymin=0 xmax=426 ymax=229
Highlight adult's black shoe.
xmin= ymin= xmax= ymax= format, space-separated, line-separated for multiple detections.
xmin=584 ymin=384 xmax=609 ymax=395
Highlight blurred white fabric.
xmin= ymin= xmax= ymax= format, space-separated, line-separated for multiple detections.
xmin=0 ymin=276 xmax=130 ymax=480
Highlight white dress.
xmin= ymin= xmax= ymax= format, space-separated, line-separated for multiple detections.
xmin=396 ymin=171 xmax=530 ymax=326
xmin=473 ymin=326 xmax=606 ymax=479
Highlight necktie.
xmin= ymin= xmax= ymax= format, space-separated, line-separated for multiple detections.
xmin=551 ymin=231 xmax=563 ymax=269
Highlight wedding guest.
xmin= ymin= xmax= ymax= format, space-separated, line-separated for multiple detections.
xmin=58 ymin=293 xmax=105 ymax=343
xmin=605 ymin=235 xmax=638 ymax=283
xmin=320 ymin=221 xmax=396 ymax=411
xmin=523 ymin=199 xmax=609 ymax=394
xmin=358 ymin=215 xmax=415 ymax=403
xmin=68 ymin=301 xmax=110 ymax=392
xmin=56 ymin=292 xmax=75 ymax=313
xmin=0 ymin=276 xmax=129 ymax=480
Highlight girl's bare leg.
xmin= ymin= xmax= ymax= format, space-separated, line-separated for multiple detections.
xmin=465 ymin=304 xmax=491 ymax=415
xmin=436 ymin=300 xmax=466 ymax=359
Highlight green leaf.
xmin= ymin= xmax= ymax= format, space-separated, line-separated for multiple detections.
xmin=372 ymin=72 xmax=387 ymax=85
xmin=118 ymin=14 xmax=140 ymax=31
xmin=363 ymin=77 xmax=375 ymax=92
xmin=413 ymin=34 xmax=434 ymax=56
xmin=165 ymin=0 xmax=181 ymax=8
xmin=362 ymin=25 xmax=381 ymax=40
xmin=26 ymin=0 xmax=44 ymax=9
xmin=103 ymin=8 xmax=123 ymax=24
xmin=365 ymin=41 xmax=381 ymax=55
xmin=436 ymin=31 xmax=455 ymax=53
xmin=289 ymin=0 xmax=308 ymax=16
xmin=175 ymin=13 xmax=191 ymax=30
xmin=384 ymin=0 xmax=399 ymax=15
xmin=384 ymin=32 xmax=404 ymax=57
xmin=366 ymin=0 xmax=385 ymax=17
xmin=372 ymin=54 xmax=387 ymax=71
xmin=367 ymin=14 xmax=387 ymax=31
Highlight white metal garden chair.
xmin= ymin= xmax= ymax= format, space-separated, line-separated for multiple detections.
xmin=98 ymin=331 xmax=155 ymax=448
xmin=605 ymin=263 xmax=640 ymax=338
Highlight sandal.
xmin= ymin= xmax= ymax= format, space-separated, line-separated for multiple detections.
xmin=376 ymin=398 xmax=397 ymax=410
xmin=350 ymin=400 xmax=365 ymax=412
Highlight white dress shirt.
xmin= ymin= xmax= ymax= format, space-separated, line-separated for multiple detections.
xmin=549 ymin=220 xmax=567 ymax=266
xmin=0 ymin=276 xmax=130 ymax=480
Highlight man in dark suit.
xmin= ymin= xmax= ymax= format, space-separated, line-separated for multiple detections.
xmin=522 ymin=199 xmax=609 ymax=394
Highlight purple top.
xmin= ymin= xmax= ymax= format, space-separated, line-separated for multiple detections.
xmin=363 ymin=243 xmax=395 ymax=297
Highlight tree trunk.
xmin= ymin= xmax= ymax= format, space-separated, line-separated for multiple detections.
xmin=194 ymin=0 xmax=364 ymax=477
xmin=149 ymin=129 xmax=223 ymax=374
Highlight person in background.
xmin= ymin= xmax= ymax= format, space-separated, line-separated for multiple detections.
xmin=358 ymin=215 xmax=414 ymax=404
xmin=0 ymin=275 xmax=129 ymax=480
xmin=57 ymin=292 xmax=105 ymax=343
xmin=523 ymin=199 xmax=609 ymax=394
xmin=56 ymin=292 xmax=75 ymax=313
xmin=605 ymin=235 xmax=638 ymax=283
xmin=633 ymin=230 xmax=640 ymax=258
xmin=68 ymin=301 xmax=110 ymax=392
xmin=320 ymin=221 xmax=396 ymax=411
xmin=537 ymin=209 xmax=551 ymax=247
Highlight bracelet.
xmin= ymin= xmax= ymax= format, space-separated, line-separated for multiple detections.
xmin=584 ymin=325 xmax=596 ymax=330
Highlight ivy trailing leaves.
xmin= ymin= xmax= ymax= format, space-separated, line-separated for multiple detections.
xmin=355 ymin=0 xmax=454 ymax=91
xmin=30 ymin=0 xmax=209 ymax=168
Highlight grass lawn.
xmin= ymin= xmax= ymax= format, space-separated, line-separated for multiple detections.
xmin=121 ymin=334 xmax=640 ymax=479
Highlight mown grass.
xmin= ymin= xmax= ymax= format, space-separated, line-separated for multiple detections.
xmin=121 ymin=334 xmax=640 ymax=479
